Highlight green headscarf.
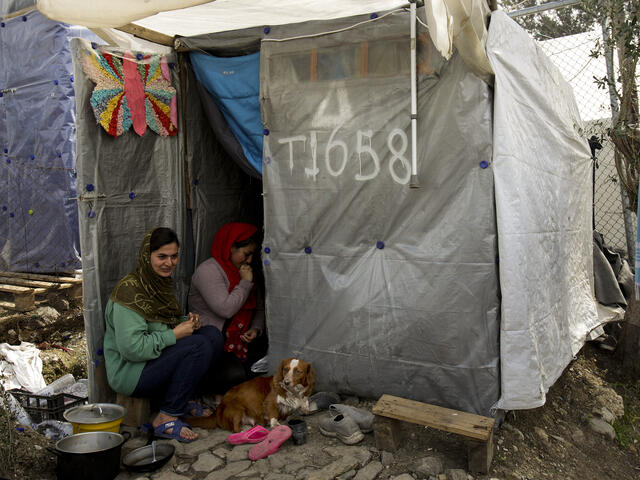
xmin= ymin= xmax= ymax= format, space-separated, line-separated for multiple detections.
xmin=109 ymin=228 xmax=183 ymax=326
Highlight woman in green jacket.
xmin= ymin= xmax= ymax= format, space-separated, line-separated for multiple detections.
xmin=103 ymin=227 xmax=223 ymax=442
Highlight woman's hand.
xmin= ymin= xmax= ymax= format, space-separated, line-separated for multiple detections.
xmin=173 ymin=317 xmax=198 ymax=339
xmin=188 ymin=312 xmax=201 ymax=330
xmin=240 ymin=328 xmax=259 ymax=344
xmin=239 ymin=264 xmax=253 ymax=283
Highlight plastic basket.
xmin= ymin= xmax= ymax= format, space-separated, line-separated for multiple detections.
xmin=9 ymin=389 xmax=88 ymax=423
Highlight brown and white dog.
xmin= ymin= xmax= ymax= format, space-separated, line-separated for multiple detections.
xmin=189 ymin=357 xmax=315 ymax=432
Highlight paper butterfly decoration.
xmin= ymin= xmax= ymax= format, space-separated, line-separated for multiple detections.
xmin=82 ymin=48 xmax=178 ymax=138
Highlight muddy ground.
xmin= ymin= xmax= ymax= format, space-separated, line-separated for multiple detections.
xmin=0 ymin=299 xmax=639 ymax=479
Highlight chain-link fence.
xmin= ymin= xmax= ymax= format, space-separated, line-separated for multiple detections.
xmin=508 ymin=5 xmax=635 ymax=258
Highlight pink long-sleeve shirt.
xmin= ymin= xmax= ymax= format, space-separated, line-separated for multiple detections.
xmin=187 ymin=257 xmax=265 ymax=334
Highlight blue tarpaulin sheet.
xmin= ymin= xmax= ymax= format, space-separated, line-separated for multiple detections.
xmin=190 ymin=51 xmax=263 ymax=175
xmin=0 ymin=9 xmax=99 ymax=272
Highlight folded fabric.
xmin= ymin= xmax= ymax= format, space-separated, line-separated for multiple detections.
xmin=248 ymin=425 xmax=292 ymax=461
xmin=227 ymin=425 xmax=270 ymax=445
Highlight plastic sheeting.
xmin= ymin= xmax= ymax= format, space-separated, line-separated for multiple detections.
xmin=260 ymin=11 xmax=500 ymax=415
xmin=0 ymin=10 xmax=99 ymax=272
xmin=70 ymin=38 xmax=188 ymax=401
xmin=487 ymin=11 xmax=599 ymax=411
xmin=190 ymin=51 xmax=263 ymax=176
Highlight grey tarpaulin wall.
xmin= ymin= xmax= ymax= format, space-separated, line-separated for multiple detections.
xmin=261 ymin=13 xmax=498 ymax=415
xmin=71 ymin=38 xmax=187 ymax=402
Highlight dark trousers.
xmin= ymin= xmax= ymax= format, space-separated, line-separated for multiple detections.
xmin=200 ymin=332 xmax=268 ymax=395
xmin=132 ymin=326 xmax=223 ymax=416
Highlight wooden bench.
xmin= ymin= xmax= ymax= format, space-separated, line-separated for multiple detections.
xmin=372 ymin=394 xmax=495 ymax=473
xmin=116 ymin=394 xmax=151 ymax=428
xmin=0 ymin=271 xmax=82 ymax=311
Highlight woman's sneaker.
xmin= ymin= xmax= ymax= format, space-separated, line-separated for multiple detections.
xmin=318 ymin=413 xmax=364 ymax=445
xmin=329 ymin=404 xmax=374 ymax=433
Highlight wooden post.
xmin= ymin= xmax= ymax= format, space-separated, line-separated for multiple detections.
xmin=373 ymin=415 xmax=404 ymax=451
xmin=117 ymin=394 xmax=151 ymax=427
xmin=14 ymin=291 xmax=35 ymax=312
xmin=467 ymin=428 xmax=494 ymax=474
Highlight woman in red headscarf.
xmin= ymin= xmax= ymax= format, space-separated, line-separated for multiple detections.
xmin=188 ymin=222 xmax=266 ymax=391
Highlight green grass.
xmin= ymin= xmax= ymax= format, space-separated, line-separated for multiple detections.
xmin=612 ymin=380 xmax=640 ymax=449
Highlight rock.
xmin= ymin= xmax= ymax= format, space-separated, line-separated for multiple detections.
xmin=213 ymin=447 xmax=230 ymax=459
xmin=307 ymin=456 xmax=359 ymax=480
xmin=228 ymin=444 xmax=253 ymax=462
xmin=284 ymin=463 xmax=306 ymax=474
xmin=204 ymin=460 xmax=252 ymax=480
xmin=264 ymin=474 xmax=295 ymax=480
xmin=182 ymin=429 xmax=229 ymax=456
xmin=412 ymin=456 xmax=444 ymax=476
xmin=296 ymin=467 xmax=319 ymax=479
xmin=534 ymin=427 xmax=548 ymax=443
xmin=587 ymin=417 xmax=616 ymax=440
xmin=593 ymin=406 xmax=616 ymax=424
xmin=237 ymin=467 xmax=260 ymax=477
xmin=337 ymin=470 xmax=357 ymax=480
xmin=445 ymin=469 xmax=468 ymax=480
xmin=593 ymin=386 xmax=624 ymax=419
xmin=381 ymin=451 xmax=395 ymax=466
xmin=175 ymin=463 xmax=191 ymax=473
xmin=324 ymin=446 xmax=372 ymax=466
xmin=268 ymin=452 xmax=288 ymax=469
xmin=254 ymin=459 xmax=271 ymax=475
xmin=392 ymin=475 xmax=414 ymax=480
xmin=342 ymin=396 xmax=360 ymax=406
xmin=550 ymin=434 xmax=569 ymax=446
xmin=502 ymin=423 xmax=524 ymax=441
xmin=152 ymin=472 xmax=191 ymax=480
xmin=354 ymin=461 xmax=383 ymax=480
xmin=570 ymin=428 xmax=585 ymax=444
xmin=34 ymin=306 xmax=60 ymax=323
xmin=193 ymin=452 xmax=225 ymax=472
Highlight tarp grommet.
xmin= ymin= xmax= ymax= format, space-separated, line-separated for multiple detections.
xmin=129 ymin=192 xmax=136 ymax=199
xmin=376 ymin=241 xmax=385 ymax=249
xmin=30 ymin=154 xmax=35 ymax=160
xmin=97 ymin=348 xmax=104 ymax=356
xmin=370 ymin=13 xmax=378 ymax=19
xmin=88 ymin=211 xmax=96 ymax=218
xmin=264 ymin=26 xmax=271 ymax=34
xmin=304 ymin=246 xmax=312 ymax=254
xmin=264 ymin=259 xmax=271 ymax=266
xmin=136 ymin=53 xmax=143 ymax=60
xmin=264 ymin=156 xmax=271 ymax=164
xmin=6 ymin=158 xmax=10 ymax=163
xmin=264 ymin=247 xmax=271 ymax=254
xmin=3 ymin=148 xmax=7 ymax=153
xmin=86 ymin=184 xmax=94 ymax=191
xmin=0 ymin=23 xmax=5 ymax=28
xmin=34 ymin=263 xmax=39 ymax=268
xmin=193 ymin=179 xmax=199 ymax=185
xmin=9 ymin=213 xmax=14 ymax=217
xmin=263 ymin=128 xmax=270 ymax=136
xmin=1 ymin=206 xmax=6 ymax=211
xmin=61 ymin=262 xmax=66 ymax=267
xmin=0 ymin=93 xmax=4 ymax=97
xmin=480 ymin=160 xmax=488 ymax=169
xmin=91 ymin=42 xmax=98 ymax=49
xmin=22 ymin=16 xmax=27 ymax=22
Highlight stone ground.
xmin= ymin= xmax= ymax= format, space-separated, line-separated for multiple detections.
xmin=1 ymin=299 xmax=640 ymax=479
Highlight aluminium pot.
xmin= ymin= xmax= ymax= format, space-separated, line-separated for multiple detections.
xmin=63 ymin=402 xmax=127 ymax=434
xmin=50 ymin=431 xmax=130 ymax=480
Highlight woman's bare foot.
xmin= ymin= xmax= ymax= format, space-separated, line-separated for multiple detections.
xmin=152 ymin=412 xmax=198 ymax=441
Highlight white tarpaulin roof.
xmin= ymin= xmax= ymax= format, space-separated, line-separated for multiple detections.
xmin=37 ymin=0 xmax=494 ymax=82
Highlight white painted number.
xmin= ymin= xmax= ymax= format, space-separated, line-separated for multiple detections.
xmin=325 ymin=124 xmax=348 ymax=177
xmin=355 ymin=130 xmax=380 ymax=182
xmin=387 ymin=128 xmax=411 ymax=185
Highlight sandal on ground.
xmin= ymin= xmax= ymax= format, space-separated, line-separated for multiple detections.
xmin=248 ymin=425 xmax=292 ymax=461
xmin=153 ymin=419 xmax=197 ymax=443
xmin=184 ymin=401 xmax=213 ymax=418
xmin=227 ymin=425 xmax=270 ymax=445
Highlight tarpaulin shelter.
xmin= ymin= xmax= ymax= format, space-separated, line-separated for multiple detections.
xmin=39 ymin=0 xmax=602 ymax=416
xmin=0 ymin=2 xmax=100 ymax=272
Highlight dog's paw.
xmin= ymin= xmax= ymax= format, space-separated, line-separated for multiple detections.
xmin=269 ymin=418 xmax=280 ymax=428
xmin=300 ymin=399 xmax=311 ymax=414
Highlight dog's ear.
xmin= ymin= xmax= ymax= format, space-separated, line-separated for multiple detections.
xmin=304 ymin=362 xmax=315 ymax=395
xmin=273 ymin=358 xmax=286 ymax=384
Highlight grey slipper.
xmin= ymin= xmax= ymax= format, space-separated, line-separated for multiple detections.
xmin=329 ymin=404 xmax=374 ymax=433
xmin=319 ymin=413 xmax=364 ymax=445
xmin=308 ymin=392 xmax=340 ymax=414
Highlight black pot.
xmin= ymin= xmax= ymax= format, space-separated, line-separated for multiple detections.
xmin=49 ymin=431 xmax=130 ymax=480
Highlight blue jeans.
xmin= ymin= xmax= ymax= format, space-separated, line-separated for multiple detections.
xmin=132 ymin=326 xmax=223 ymax=416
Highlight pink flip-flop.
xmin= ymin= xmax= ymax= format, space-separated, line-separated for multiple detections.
xmin=248 ymin=425 xmax=292 ymax=461
xmin=227 ymin=425 xmax=270 ymax=445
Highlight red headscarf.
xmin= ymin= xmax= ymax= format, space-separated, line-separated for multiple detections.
xmin=211 ymin=222 xmax=258 ymax=360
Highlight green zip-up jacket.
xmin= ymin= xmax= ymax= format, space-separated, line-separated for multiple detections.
xmin=103 ymin=299 xmax=178 ymax=396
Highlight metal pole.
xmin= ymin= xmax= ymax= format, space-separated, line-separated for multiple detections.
xmin=601 ymin=15 xmax=636 ymax=262
xmin=507 ymin=0 xmax=582 ymax=18
xmin=409 ymin=0 xmax=419 ymax=188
